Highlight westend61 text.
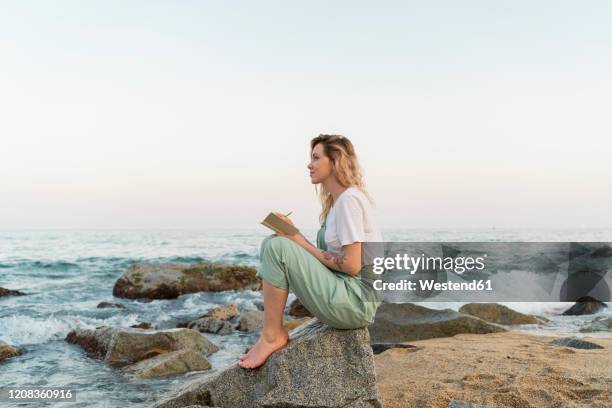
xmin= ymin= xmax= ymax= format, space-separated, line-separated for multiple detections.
xmin=373 ymin=279 xmax=493 ymax=291
xmin=372 ymin=253 xmax=487 ymax=274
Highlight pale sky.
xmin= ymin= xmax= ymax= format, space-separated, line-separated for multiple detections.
xmin=1 ymin=1 xmax=611 ymax=229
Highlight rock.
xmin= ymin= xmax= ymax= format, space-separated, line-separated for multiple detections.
xmin=591 ymin=245 xmax=612 ymax=258
xmin=371 ymin=343 xmax=418 ymax=354
xmin=177 ymin=304 xmax=240 ymax=334
xmin=0 ymin=341 xmax=23 ymax=361
xmin=188 ymin=317 xmax=236 ymax=335
xmin=65 ymin=326 xmax=219 ymax=365
xmin=561 ymin=295 xmax=607 ymax=315
xmin=0 ymin=287 xmax=26 ymax=297
xmin=113 ymin=262 xmax=261 ymax=300
xmin=121 ymin=349 xmax=211 ymax=379
xmin=458 ymin=303 xmax=543 ymax=325
xmin=205 ymin=304 xmax=238 ymax=321
xmin=130 ymin=322 xmax=154 ymax=329
xmin=287 ymin=298 xmax=313 ymax=318
xmin=447 ymin=401 xmax=498 ymax=408
xmin=236 ymin=310 xmax=264 ymax=332
xmin=97 ymin=301 xmax=125 ymax=309
xmin=579 ymin=316 xmax=612 ymax=333
xmin=368 ymin=303 xmax=507 ymax=343
xmin=153 ymin=318 xmax=381 ymax=408
xmin=550 ymin=337 xmax=604 ymax=350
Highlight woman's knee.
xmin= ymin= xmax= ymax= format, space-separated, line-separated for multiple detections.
xmin=262 ymin=235 xmax=295 ymax=254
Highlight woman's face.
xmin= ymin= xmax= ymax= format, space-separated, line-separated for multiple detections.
xmin=308 ymin=143 xmax=333 ymax=184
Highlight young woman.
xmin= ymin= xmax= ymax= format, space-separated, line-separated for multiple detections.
xmin=239 ymin=134 xmax=382 ymax=369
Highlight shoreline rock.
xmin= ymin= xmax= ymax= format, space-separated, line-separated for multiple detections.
xmin=121 ymin=349 xmax=212 ymax=379
xmin=0 ymin=341 xmax=23 ymax=361
xmin=458 ymin=303 xmax=544 ymax=325
xmin=561 ymin=295 xmax=607 ymax=315
xmin=112 ymin=262 xmax=261 ymax=300
xmin=368 ymin=303 xmax=507 ymax=343
xmin=154 ymin=318 xmax=382 ymax=408
xmin=97 ymin=301 xmax=125 ymax=309
xmin=65 ymin=326 xmax=219 ymax=365
xmin=0 ymin=287 xmax=26 ymax=297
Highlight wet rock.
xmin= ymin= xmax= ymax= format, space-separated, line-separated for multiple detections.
xmin=561 ymin=295 xmax=607 ymax=316
xmin=113 ymin=263 xmax=261 ymax=300
xmin=371 ymin=343 xmax=418 ymax=354
xmin=0 ymin=341 xmax=23 ymax=361
xmin=458 ymin=303 xmax=544 ymax=325
xmin=287 ymin=298 xmax=313 ymax=318
xmin=130 ymin=322 xmax=154 ymax=329
xmin=121 ymin=349 xmax=211 ymax=379
xmin=153 ymin=318 xmax=381 ymax=408
xmin=205 ymin=304 xmax=238 ymax=321
xmin=188 ymin=317 xmax=236 ymax=335
xmin=177 ymin=304 xmax=239 ymax=334
xmin=65 ymin=326 xmax=219 ymax=365
xmin=368 ymin=303 xmax=507 ymax=343
xmin=550 ymin=337 xmax=604 ymax=349
xmin=97 ymin=301 xmax=125 ymax=309
xmin=591 ymin=245 xmax=612 ymax=258
xmin=0 ymin=287 xmax=26 ymax=297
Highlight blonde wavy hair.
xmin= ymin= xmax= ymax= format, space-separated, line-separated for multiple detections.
xmin=310 ymin=134 xmax=374 ymax=224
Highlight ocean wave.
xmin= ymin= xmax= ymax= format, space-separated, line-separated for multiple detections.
xmin=0 ymin=313 xmax=143 ymax=346
xmin=0 ymin=260 xmax=81 ymax=271
xmin=0 ymin=315 xmax=77 ymax=346
xmin=163 ymin=255 xmax=208 ymax=264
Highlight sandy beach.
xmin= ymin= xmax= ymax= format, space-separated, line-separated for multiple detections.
xmin=374 ymin=331 xmax=612 ymax=408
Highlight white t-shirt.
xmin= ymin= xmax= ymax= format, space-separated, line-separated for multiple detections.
xmin=324 ymin=187 xmax=383 ymax=265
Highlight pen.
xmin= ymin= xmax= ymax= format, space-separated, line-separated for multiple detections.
xmin=284 ymin=211 xmax=293 ymax=217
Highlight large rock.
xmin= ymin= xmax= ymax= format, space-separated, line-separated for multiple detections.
xmin=154 ymin=319 xmax=382 ymax=408
xmin=113 ymin=263 xmax=261 ymax=300
xmin=121 ymin=349 xmax=212 ymax=379
xmin=458 ymin=303 xmax=544 ymax=325
xmin=0 ymin=287 xmax=26 ymax=297
xmin=561 ymin=295 xmax=607 ymax=315
xmin=65 ymin=326 xmax=219 ymax=365
xmin=368 ymin=303 xmax=507 ymax=343
xmin=0 ymin=341 xmax=22 ymax=361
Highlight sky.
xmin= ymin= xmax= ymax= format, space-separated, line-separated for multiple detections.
xmin=1 ymin=1 xmax=611 ymax=229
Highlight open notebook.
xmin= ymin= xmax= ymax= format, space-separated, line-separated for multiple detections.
xmin=261 ymin=212 xmax=299 ymax=235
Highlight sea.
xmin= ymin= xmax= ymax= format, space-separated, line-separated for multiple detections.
xmin=1 ymin=228 xmax=611 ymax=407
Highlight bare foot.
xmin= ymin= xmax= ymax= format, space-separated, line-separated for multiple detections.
xmin=239 ymin=329 xmax=289 ymax=369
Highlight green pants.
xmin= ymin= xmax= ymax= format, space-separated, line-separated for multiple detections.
xmin=256 ymin=228 xmax=379 ymax=330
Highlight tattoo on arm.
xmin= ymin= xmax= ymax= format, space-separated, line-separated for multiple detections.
xmin=321 ymin=251 xmax=347 ymax=271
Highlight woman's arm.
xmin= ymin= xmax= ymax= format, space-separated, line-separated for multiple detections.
xmin=271 ymin=212 xmax=362 ymax=276
xmin=293 ymin=233 xmax=362 ymax=276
